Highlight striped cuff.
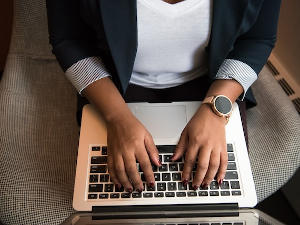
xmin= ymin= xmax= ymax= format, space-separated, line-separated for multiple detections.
xmin=215 ymin=59 xmax=257 ymax=101
xmin=65 ymin=56 xmax=111 ymax=94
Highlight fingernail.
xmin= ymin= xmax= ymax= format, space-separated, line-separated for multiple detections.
xmin=201 ymin=183 xmax=208 ymax=189
xmin=127 ymin=188 xmax=132 ymax=193
xmin=137 ymin=188 xmax=142 ymax=193
xmin=193 ymin=185 xmax=199 ymax=191
xmin=218 ymin=179 xmax=223 ymax=185
xmin=158 ymin=160 xmax=162 ymax=166
xmin=183 ymin=179 xmax=188 ymax=186
xmin=149 ymin=182 xmax=155 ymax=188
xmin=117 ymin=184 xmax=122 ymax=189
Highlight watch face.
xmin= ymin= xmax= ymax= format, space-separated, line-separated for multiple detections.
xmin=214 ymin=96 xmax=232 ymax=115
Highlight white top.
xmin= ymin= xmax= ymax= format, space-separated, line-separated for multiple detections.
xmin=130 ymin=0 xmax=213 ymax=88
xmin=65 ymin=0 xmax=258 ymax=100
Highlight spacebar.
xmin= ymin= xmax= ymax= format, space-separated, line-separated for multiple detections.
xmin=156 ymin=145 xmax=176 ymax=153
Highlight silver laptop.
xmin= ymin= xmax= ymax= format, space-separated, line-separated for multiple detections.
xmin=69 ymin=102 xmax=277 ymax=224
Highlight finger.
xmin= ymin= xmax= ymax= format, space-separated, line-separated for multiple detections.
xmin=172 ymin=129 xmax=187 ymax=161
xmin=192 ymin=146 xmax=211 ymax=188
xmin=123 ymin=153 xmax=144 ymax=192
xmin=114 ymin=154 xmax=133 ymax=192
xmin=136 ymin=149 xmax=155 ymax=187
xmin=216 ymin=148 xmax=228 ymax=184
xmin=201 ymin=150 xmax=220 ymax=187
xmin=144 ymin=133 xmax=161 ymax=166
xmin=182 ymin=142 xmax=199 ymax=184
xmin=107 ymin=152 xmax=121 ymax=186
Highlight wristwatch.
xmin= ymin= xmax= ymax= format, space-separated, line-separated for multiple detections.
xmin=202 ymin=95 xmax=233 ymax=124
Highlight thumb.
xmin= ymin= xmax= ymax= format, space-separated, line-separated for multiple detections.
xmin=144 ymin=133 xmax=161 ymax=166
xmin=172 ymin=129 xmax=187 ymax=161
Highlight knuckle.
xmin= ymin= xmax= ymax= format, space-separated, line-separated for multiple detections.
xmin=185 ymin=157 xmax=195 ymax=165
xmin=198 ymin=163 xmax=209 ymax=171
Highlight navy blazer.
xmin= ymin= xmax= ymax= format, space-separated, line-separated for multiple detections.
xmin=46 ymin=0 xmax=282 ymax=107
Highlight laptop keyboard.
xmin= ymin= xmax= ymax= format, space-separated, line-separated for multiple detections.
xmin=87 ymin=144 xmax=242 ymax=200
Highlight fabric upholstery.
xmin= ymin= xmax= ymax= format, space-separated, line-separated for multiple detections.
xmin=0 ymin=0 xmax=299 ymax=224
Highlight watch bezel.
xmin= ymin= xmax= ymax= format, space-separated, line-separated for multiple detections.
xmin=212 ymin=95 xmax=233 ymax=117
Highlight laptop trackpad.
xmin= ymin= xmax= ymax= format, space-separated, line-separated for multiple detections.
xmin=133 ymin=105 xmax=187 ymax=139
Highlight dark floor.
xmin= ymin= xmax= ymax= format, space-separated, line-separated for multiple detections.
xmin=256 ymin=189 xmax=300 ymax=225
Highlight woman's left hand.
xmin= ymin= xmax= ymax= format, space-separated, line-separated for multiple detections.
xmin=171 ymin=103 xmax=228 ymax=190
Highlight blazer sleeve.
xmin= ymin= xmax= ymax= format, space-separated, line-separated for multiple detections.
xmin=215 ymin=0 xmax=282 ymax=100
xmin=46 ymin=0 xmax=111 ymax=93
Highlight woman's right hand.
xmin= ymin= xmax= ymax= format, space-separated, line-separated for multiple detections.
xmin=106 ymin=111 xmax=161 ymax=193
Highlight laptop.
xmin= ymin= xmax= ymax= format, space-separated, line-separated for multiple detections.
xmin=67 ymin=102 xmax=283 ymax=224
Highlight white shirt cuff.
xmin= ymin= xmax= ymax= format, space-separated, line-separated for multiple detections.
xmin=215 ymin=59 xmax=257 ymax=101
xmin=65 ymin=56 xmax=111 ymax=94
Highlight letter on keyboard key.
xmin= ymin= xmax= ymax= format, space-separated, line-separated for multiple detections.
xmin=232 ymin=191 xmax=241 ymax=196
xmin=90 ymin=165 xmax=107 ymax=173
xmin=147 ymin=184 xmax=156 ymax=191
xmin=104 ymin=184 xmax=114 ymax=192
xmin=210 ymin=181 xmax=219 ymax=190
xmin=225 ymin=171 xmax=238 ymax=180
xmin=220 ymin=181 xmax=230 ymax=189
xmin=154 ymin=192 xmax=164 ymax=197
xmin=154 ymin=173 xmax=160 ymax=181
xmin=168 ymin=182 xmax=177 ymax=191
xmin=89 ymin=175 xmax=98 ymax=183
xmin=132 ymin=193 xmax=142 ymax=198
xmin=198 ymin=191 xmax=208 ymax=196
xmin=92 ymin=146 xmax=100 ymax=151
xmin=101 ymin=146 xmax=108 ymax=155
xmin=169 ymin=164 xmax=178 ymax=171
xmin=228 ymin=153 xmax=235 ymax=161
xmin=110 ymin=193 xmax=120 ymax=198
xmin=221 ymin=191 xmax=230 ymax=196
xmin=227 ymin=144 xmax=233 ymax=152
xmin=143 ymin=192 xmax=153 ymax=198
xmin=88 ymin=194 xmax=97 ymax=199
xmin=157 ymin=183 xmax=166 ymax=191
xmin=230 ymin=181 xmax=240 ymax=189
xmin=178 ymin=182 xmax=187 ymax=190
xmin=100 ymin=174 xmax=109 ymax=182
xmin=99 ymin=194 xmax=109 ymax=199
xmin=164 ymin=155 xmax=172 ymax=162
xmin=227 ymin=162 xmax=237 ymax=170
xmin=165 ymin=192 xmax=175 ymax=197
xmin=176 ymin=192 xmax=186 ymax=197
xmin=162 ymin=173 xmax=171 ymax=181
xmin=91 ymin=156 xmax=107 ymax=164
xmin=172 ymin=173 xmax=181 ymax=181
xmin=187 ymin=191 xmax=197 ymax=197
xmin=159 ymin=164 xmax=168 ymax=172
xmin=121 ymin=193 xmax=131 ymax=198
xmin=89 ymin=184 xmax=103 ymax=192
xmin=209 ymin=191 xmax=219 ymax=196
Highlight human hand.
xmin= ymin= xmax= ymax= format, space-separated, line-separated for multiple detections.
xmin=106 ymin=112 xmax=161 ymax=192
xmin=171 ymin=104 xmax=228 ymax=190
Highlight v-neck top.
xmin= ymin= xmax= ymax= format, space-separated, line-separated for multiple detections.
xmin=129 ymin=0 xmax=213 ymax=88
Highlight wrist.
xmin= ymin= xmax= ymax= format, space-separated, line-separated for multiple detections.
xmin=200 ymin=104 xmax=227 ymax=124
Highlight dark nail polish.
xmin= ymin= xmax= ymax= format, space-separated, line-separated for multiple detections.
xmin=149 ymin=182 xmax=155 ymax=188
xmin=218 ymin=179 xmax=223 ymax=185
xmin=201 ymin=183 xmax=208 ymax=189
xmin=183 ymin=179 xmax=188 ymax=186
xmin=137 ymin=188 xmax=142 ymax=193
xmin=158 ymin=160 xmax=162 ymax=166
xmin=127 ymin=188 xmax=132 ymax=193
xmin=193 ymin=185 xmax=199 ymax=191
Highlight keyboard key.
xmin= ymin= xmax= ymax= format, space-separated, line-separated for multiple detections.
xmin=200 ymin=185 xmax=208 ymax=190
xmin=115 ymin=185 xmax=124 ymax=192
xmin=188 ymin=182 xmax=194 ymax=190
xmin=100 ymin=174 xmax=109 ymax=182
xmin=228 ymin=153 xmax=235 ymax=161
xmin=178 ymin=182 xmax=187 ymax=190
xmin=157 ymin=145 xmax=175 ymax=153
xmin=221 ymin=191 xmax=231 ymax=196
xmin=162 ymin=173 xmax=171 ymax=181
xmin=227 ymin=162 xmax=237 ymax=170
xmin=154 ymin=173 xmax=160 ymax=181
xmin=192 ymin=164 xmax=197 ymax=171
xmin=227 ymin=144 xmax=233 ymax=152
xmin=89 ymin=184 xmax=103 ymax=192
xmin=88 ymin=194 xmax=97 ymax=199
xmin=104 ymin=184 xmax=114 ymax=192
xmin=99 ymin=194 xmax=109 ymax=199
xmin=147 ymin=184 xmax=156 ymax=191
xmin=233 ymin=223 xmax=243 ymax=225
xmin=210 ymin=191 xmax=219 ymax=196
xmin=89 ymin=175 xmax=98 ymax=183
xmin=92 ymin=146 xmax=100 ymax=151
xmin=132 ymin=193 xmax=142 ymax=198
xmin=198 ymin=191 xmax=208 ymax=196
xmin=172 ymin=173 xmax=181 ymax=181
xmin=222 ymin=223 xmax=232 ymax=225
xmin=91 ymin=156 xmax=107 ymax=164
xmin=159 ymin=164 xmax=168 ymax=172
xmin=121 ymin=193 xmax=131 ymax=198
xmin=169 ymin=164 xmax=178 ymax=171
xmin=157 ymin=183 xmax=166 ymax=191
xmin=225 ymin=171 xmax=238 ymax=180
xmin=164 ymin=155 xmax=172 ymax=162
xmin=230 ymin=181 xmax=240 ymax=189
xmin=176 ymin=192 xmax=187 ymax=197
xmin=179 ymin=163 xmax=184 ymax=171
xmin=220 ymin=181 xmax=230 ymax=189
xmin=232 ymin=191 xmax=241 ymax=196
xmin=211 ymin=223 xmax=221 ymax=225
xmin=210 ymin=181 xmax=219 ymax=190
xmin=143 ymin=192 xmax=153 ymax=198
xmin=187 ymin=191 xmax=197 ymax=197
xmin=165 ymin=192 xmax=175 ymax=197
xmin=167 ymin=182 xmax=177 ymax=191
xmin=154 ymin=192 xmax=164 ymax=197
xmin=90 ymin=165 xmax=107 ymax=173
xmin=102 ymin=146 xmax=107 ymax=155
xmin=110 ymin=193 xmax=120 ymax=198
xmin=152 ymin=164 xmax=158 ymax=172
xmin=141 ymin=173 xmax=146 ymax=182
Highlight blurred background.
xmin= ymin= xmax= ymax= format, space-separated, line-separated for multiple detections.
xmin=0 ymin=0 xmax=299 ymax=224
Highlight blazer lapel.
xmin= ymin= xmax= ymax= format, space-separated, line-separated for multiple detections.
xmin=208 ymin=0 xmax=251 ymax=77
xmin=99 ymin=0 xmax=137 ymax=93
